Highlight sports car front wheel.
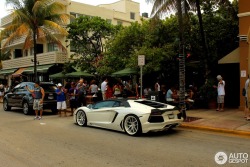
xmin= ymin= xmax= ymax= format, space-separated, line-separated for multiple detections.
xmin=123 ymin=114 xmax=141 ymax=136
xmin=76 ymin=110 xmax=87 ymax=126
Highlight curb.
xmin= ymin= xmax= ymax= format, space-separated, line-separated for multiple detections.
xmin=180 ymin=123 xmax=250 ymax=137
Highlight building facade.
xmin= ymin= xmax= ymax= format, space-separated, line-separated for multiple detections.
xmin=239 ymin=0 xmax=250 ymax=110
xmin=0 ymin=0 xmax=143 ymax=85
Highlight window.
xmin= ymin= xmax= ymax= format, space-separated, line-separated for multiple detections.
xmin=106 ymin=19 xmax=112 ymax=24
xmin=117 ymin=21 xmax=123 ymax=25
xmin=130 ymin=12 xmax=135 ymax=20
xmin=30 ymin=47 xmax=34 ymax=56
xmin=70 ymin=12 xmax=77 ymax=23
xmin=93 ymin=101 xmax=116 ymax=109
xmin=24 ymin=50 xmax=28 ymax=57
xmin=48 ymin=43 xmax=59 ymax=52
xmin=70 ymin=42 xmax=76 ymax=52
xmin=14 ymin=49 xmax=22 ymax=58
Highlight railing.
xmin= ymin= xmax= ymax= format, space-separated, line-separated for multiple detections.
xmin=2 ymin=51 xmax=68 ymax=69
xmin=1 ymin=36 xmax=27 ymax=48
xmin=1 ymin=14 xmax=12 ymax=27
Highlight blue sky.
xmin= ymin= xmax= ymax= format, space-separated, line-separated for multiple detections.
xmin=0 ymin=0 xmax=153 ymax=19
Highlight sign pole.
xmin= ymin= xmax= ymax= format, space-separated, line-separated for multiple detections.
xmin=140 ymin=65 xmax=143 ymax=99
xmin=138 ymin=55 xmax=145 ymax=99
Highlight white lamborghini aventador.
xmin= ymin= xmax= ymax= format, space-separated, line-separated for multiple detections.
xmin=74 ymin=99 xmax=183 ymax=136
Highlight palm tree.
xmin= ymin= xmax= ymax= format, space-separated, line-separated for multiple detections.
xmin=147 ymin=0 xmax=232 ymax=77
xmin=1 ymin=0 xmax=69 ymax=80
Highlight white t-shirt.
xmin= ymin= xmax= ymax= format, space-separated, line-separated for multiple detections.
xmin=217 ymin=80 xmax=225 ymax=96
xmin=101 ymin=81 xmax=107 ymax=92
xmin=155 ymin=82 xmax=160 ymax=91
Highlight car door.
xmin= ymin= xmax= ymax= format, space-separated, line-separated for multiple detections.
xmin=7 ymin=84 xmax=21 ymax=106
xmin=14 ymin=84 xmax=27 ymax=107
xmin=87 ymin=101 xmax=119 ymax=127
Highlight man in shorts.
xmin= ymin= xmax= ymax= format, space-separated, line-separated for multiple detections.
xmin=215 ymin=75 xmax=225 ymax=111
xmin=26 ymin=80 xmax=45 ymax=120
xmin=56 ymin=83 xmax=67 ymax=116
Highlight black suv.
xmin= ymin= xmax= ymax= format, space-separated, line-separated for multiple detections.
xmin=3 ymin=82 xmax=57 ymax=115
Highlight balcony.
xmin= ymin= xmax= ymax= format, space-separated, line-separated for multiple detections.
xmin=1 ymin=36 xmax=26 ymax=48
xmin=1 ymin=14 xmax=13 ymax=27
xmin=2 ymin=51 xmax=68 ymax=70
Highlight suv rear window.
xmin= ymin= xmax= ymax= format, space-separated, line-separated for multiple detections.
xmin=40 ymin=84 xmax=57 ymax=92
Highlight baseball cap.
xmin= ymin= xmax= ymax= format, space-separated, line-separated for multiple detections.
xmin=216 ymin=75 xmax=222 ymax=80
xmin=57 ymin=83 xmax=62 ymax=87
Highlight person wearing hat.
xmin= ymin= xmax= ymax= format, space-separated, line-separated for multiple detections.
xmin=56 ymin=83 xmax=67 ymax=116
xmin=26 ymin=80 xmax=45 ymax=120
xmin=214 ymin=75 xmax=225 ymax=111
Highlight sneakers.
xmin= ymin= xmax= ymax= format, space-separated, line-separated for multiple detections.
xmin=34 ymin=116 xmax=42 ymax=120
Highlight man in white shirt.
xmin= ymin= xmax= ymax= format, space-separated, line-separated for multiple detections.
xmin=101 ymin=77 xmax=108 ymax=100
xmin=216 ymin=75 xmax=225 ymax=111
xmin=154 ymin=79 xmax=160 ymax=92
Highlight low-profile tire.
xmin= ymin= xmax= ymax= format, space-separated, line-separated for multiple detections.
xmin=123 ymin=114 xmax=142 ymax=136
xmin=76 ymin=110 xmax=87 ymax=126
xmin=3 ymin=99 xmax=11 ymax=111
xmin=23 ymin=102 xmax=31 ymax=115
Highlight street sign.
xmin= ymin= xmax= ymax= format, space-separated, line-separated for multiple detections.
xmin=138 ymin=55 xmax=145 ymax=66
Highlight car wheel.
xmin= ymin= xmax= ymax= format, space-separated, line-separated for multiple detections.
xmin=3 ymin=99 xmax=11 ymax=111
xmin=123 ymin=114 xmax=142 ymax=136
xmin=23 ymin=102 xmax=31 ymax=115
xmin=76 ymin=110 xmax=87 ymax=126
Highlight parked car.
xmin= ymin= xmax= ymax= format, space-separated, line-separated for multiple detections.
xmin=74 ymin=99 xmax=183 ymax=136
xmin=3 ymin=82 xmax=57 ymax=115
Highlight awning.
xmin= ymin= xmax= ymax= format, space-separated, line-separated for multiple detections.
xmin=0 ymin=68 xmax=17 ymax=75
xmin=49 ymin=72 xmax=66 ymax=78
xmin=111 ymin=68 xmax=137 ymax=77
xmin=12 ymin=67 xmax=27 ymax=77
xmin=218 ymin=48 xmax=239 ymax=64
xmin=23 ymin=64 xmax=54 ymax=73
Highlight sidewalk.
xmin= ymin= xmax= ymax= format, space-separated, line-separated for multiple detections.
xmin=180 ymin=108 xmax=250 ymax=136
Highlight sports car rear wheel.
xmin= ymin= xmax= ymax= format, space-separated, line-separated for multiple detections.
xmin=123 ymin=114 xmax=141 ymax=136
xmin=76 ymin=110 xmax=87 ymax=126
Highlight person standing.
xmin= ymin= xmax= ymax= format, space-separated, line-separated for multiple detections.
xmin=69 ymin=82 xmax=78 ymax=116
xmin=26 ymin=80 xmax=45 ymax=120
xmin=105 ymin=82 xmax=114 ymax=99
xmin=101 ymin=77 xmax=108 ymax=100
xmin=154 ymin=79 xmax=160 ymax=92
xmin=0 ymin=84 xmax=4 ymax=102
xmin=88 ymin=80 xmax=98 ymax=95
xmin=113 ymin=81 xmax=122 ymax=97
xmin=215 ymin=75 xmax=225 ymax=111
xmin=245 ymin=75 xmax=250 ymax=120
xmin=56 ymin=83 xmax=67 ymax=117
xmin=76 ymin=79 xmax=86 ymax=107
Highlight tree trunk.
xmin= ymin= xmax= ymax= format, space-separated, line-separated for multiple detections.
xmin=177 ymin=0 xmax=186 ymax=119
xmin=196 ymin=0 xmax=209 ymax=78
xmin=33 ymin=30 xmax=37 ymax=81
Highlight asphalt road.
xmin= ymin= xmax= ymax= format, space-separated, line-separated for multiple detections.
xmin=0 ymin=107 xmax=250 ymax=167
